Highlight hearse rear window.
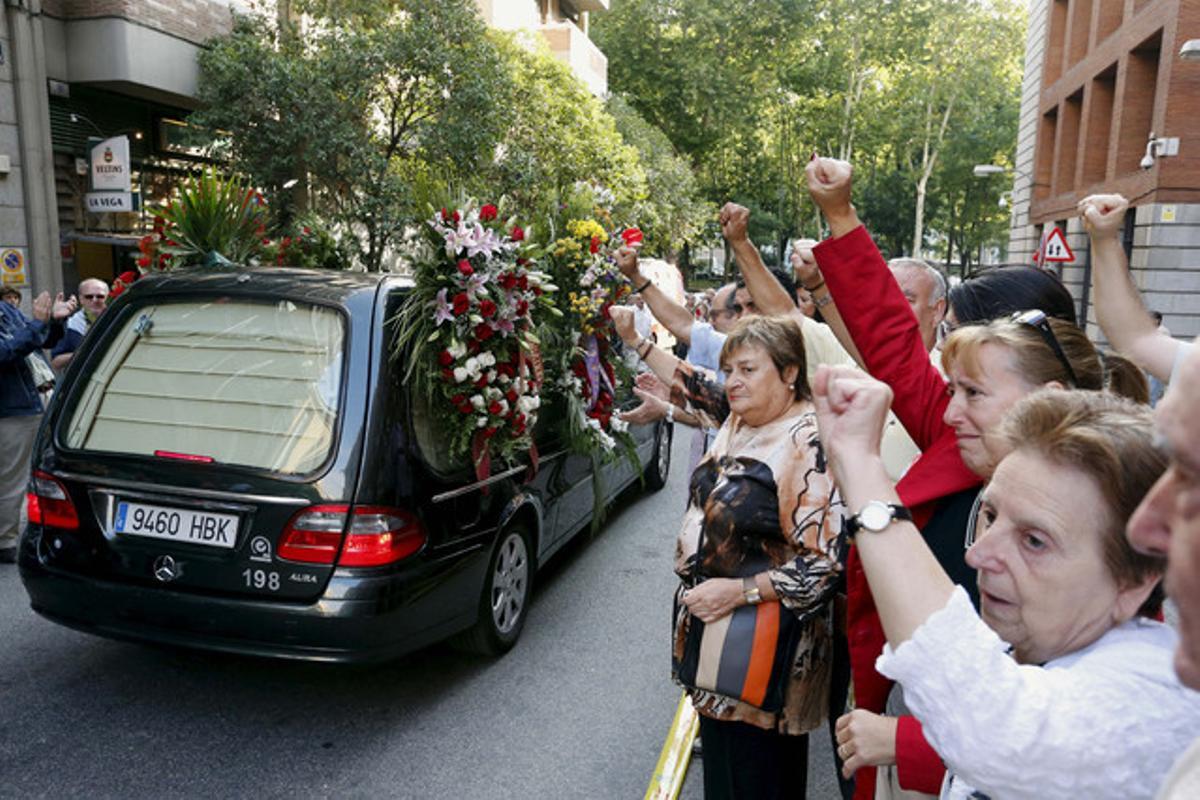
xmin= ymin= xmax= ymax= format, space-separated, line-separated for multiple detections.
xmin=63 ymin=299 xmax=344 ymax=475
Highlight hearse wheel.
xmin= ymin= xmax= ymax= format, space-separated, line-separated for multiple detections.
xmin=644 ymin=422 xmax=672 ymax=491
xmin=456 ymin=523 xmax=533 ymax=656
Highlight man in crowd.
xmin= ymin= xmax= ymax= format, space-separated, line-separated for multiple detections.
xmin=2 ymin=286 xmax=21 ymax=308
xmin=1123 ymin=341 xmax=1200 ymax=798
xmin=1 ymin=288 xmax=76 ymax=563
xmin=888 ymin=259 xmax=947 ymax=354
xmin=51 ymin=278 xmax=108 ymax=370
xmin=616 ymin=250 xmax=744 ymax=470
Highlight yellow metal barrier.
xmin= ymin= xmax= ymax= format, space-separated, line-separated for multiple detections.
xmin=644 ymin=692 xmax=699 ymax=800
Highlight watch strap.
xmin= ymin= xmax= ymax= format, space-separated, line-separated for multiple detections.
xmin=846 ymin=502 xmax=912 ymax=537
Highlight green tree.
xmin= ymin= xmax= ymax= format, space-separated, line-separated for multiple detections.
xmin=193 ymin=0 xmax=513 ymax=271
xmin=481 ymin=34 xmax=645 ymax=230
xmin=604 ymin=94 xmax=711 ymax=258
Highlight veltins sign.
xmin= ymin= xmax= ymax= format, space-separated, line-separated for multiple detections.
xmin=90 ymin=136 xmax=131 ymax=192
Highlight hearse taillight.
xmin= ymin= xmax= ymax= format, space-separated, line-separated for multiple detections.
xmin=25 ymin=470 xmax=80 ymax=530
xmin=279 ymin=505 xmax=426 ymax=566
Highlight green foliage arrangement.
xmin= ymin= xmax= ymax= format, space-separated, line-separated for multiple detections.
xmin=156 ymin=168 xmax=269 ymax=267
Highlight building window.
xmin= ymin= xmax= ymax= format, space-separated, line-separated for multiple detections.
xmin=1116 ymin=30 xmax=1162 ymax=176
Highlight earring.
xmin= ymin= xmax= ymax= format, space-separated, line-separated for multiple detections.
xmin=787 ymin=383 xmax=794 ymax=390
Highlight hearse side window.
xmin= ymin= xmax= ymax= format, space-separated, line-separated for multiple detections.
xmin=62 ymin=299 xmax=345 ymax=475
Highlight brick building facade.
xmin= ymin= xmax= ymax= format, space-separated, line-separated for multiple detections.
xmin=1007 ymin=0 xmax=1200 ymax=340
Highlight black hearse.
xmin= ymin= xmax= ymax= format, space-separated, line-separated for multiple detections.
xmin=19 ymin=268 xmax=671 ymax=662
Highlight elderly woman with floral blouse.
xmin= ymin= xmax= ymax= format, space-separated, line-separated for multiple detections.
xmin=612 ymin=307 xmax=843 ymax=800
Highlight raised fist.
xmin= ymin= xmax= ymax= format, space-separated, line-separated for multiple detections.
xmin=719 ymin=203 xmax=750 ymax=244
xmin=1078 ymin=194 xmax=1128 ymax=239
xmin=805 ymin=157 xmax=854 ymax=217
xmin=609 ymin=305 xmax=638 ymax=345
xmin=615 ymin=245 xmax=642 ymax=282
xmin=790 ymin=238 xmax=821 ymax=286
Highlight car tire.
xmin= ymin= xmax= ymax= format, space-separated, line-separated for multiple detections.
xmin=643 ymin=422 xmax=672 ymax=491
xmin=454 ymin=523 xmax=534 ymax=657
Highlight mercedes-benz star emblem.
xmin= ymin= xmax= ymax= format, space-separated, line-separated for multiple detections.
xmin=153 ymin=555 xmax=180 ymax=583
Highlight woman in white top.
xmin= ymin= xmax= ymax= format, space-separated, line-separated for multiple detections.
xmin=812 ymin=369 xmax=1200 ymax=799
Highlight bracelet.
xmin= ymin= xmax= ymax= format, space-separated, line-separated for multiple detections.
xmin=636 ymin=338 xmax=653 ymax=359
xmin=803 ymin=278 xmax=826 ymax=292
xmin=633 ymin=278 xmax=652 ymax=294
xmin=665 ymin=405 xmax=675 ymax=423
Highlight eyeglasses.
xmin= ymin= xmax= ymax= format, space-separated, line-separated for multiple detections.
xmin=711 ymin=304 xmax=743 ymax=320
xmin=82 ymin=294 xmax=107 ymax=301
xmin=1010 ymin=309 xmax=1077 ymax=387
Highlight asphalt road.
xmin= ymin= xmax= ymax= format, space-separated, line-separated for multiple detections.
xmin=0 ymin=432 xmax=839 ymax=799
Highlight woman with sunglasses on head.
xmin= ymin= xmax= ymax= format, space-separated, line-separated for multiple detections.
xmin=802 ymin=156 xmax=1148 ymax=799
xmin=812 ymin=366 xmax=1200 ymax=799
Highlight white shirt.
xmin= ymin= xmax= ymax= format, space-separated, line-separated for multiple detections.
xmin=878 ymin=588 xmax=1200 ymax=800
xmin=1159 ymin=738 xmax=1200 ymax=799
xmin=632 ymin=304 xmax=653 ymax=340
xmin=688 ymin=321 xmax=725 ymax=380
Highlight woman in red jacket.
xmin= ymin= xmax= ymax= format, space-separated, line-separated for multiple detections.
xmin=804 ymin=156 xmax=1148 ymax=798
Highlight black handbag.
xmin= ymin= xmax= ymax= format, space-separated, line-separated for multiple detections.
xmin=674 ymin=527 xmax=803 ymax=714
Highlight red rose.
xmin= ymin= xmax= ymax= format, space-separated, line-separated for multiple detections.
xmin=517 ymin=275 xmax=529 ymax=291
xmin=515 ymin=300 xmax=529 ymax=316
xmin=452 ymin=292 xmax=470 ymax=315
xmin=441 ymin=368 xmax=454 ymax=382
xmin=589 ymin=236 xmax=601 ymax=254
xmin=480 ymin=204 xmax=498 ymax=222
xmin=621 ymin=227 xmax=644 ymax=247
xmin=467 ymin=339 xmax=481 ymax=354
xmin=484 ymin=426 xmax=497 ymax=438
xmin=479 ymin=299 xmax=497 ymax=318
xmin=488 ymin=401 xmax=503 ymax=416
xmin=498 ymin=272 xmax=517 ymax=291
xmin=475 ymin=375 xmax=489 ymax=388
xmin=497 ymin=364 xmax=515 ymax=379
xmin=451 ymin=393 xmax=466 ymax=405
xmin=474 ymin=323 xmax=494 ymax=341
xmin=438 ymin=350 xmax=454 ymax=367
xmin=136 ymin=256 xmax=150 ymax=268
xmin=506 ymin=389 xmax=518 ymax=404
xmin=510 ymin=225 xmax=525 ymax=242
xmin=457 ymin=259 xmax=473 ymax=276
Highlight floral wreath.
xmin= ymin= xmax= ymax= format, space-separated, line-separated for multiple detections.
xmin=546 ymin=211 xmax=645 ymax=457
xmin=394 ymin=202 xmax=557 ymax=479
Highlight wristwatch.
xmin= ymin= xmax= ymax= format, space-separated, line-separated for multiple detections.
xmin=742 ymin=576 xmax=763 ymax=605
xmin=665 ymin=405 xmax=675 ymax=423
xmin=846 ymin=500 xmax=912 ymax=537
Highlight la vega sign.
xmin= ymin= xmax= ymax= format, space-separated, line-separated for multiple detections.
xmin=86 ymin=191 xmax=135 ymax=212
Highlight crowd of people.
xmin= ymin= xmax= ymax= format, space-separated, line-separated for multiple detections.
xmin=611 ymin=157 xmax=1200 ymax=800
xmin=0 ymin=277 xmax=108 ymax=564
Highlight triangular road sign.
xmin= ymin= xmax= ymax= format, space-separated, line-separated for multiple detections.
xmin=1041 ymin=226 xmax=1075 ymax=263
